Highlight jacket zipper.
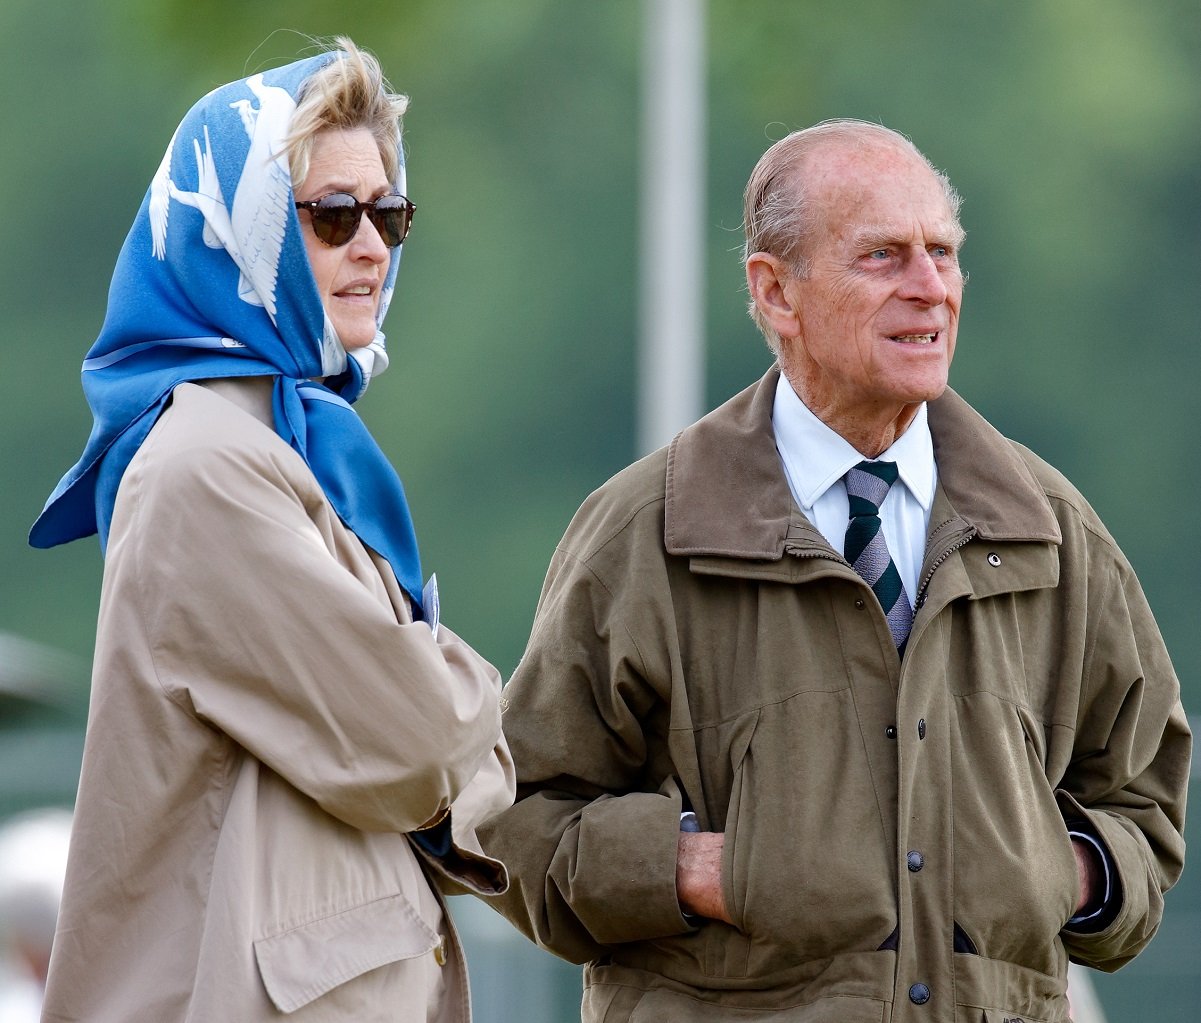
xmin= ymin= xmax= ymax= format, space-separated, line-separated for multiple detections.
xmin=782 ymin=526 xmax=977 ymax=614
xmin=914 ymin=526 xmax=976 ymax=608
xmin=782 ymin=543 xmax=844 ymax=564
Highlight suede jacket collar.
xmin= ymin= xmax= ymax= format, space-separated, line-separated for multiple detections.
xmin=665 ymin=366 xmax=1062 ymax=560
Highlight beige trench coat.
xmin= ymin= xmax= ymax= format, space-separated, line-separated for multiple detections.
xmin=42 ymin=379 xmax=514 ymax=1022
xmin=479 ymin=367 xmax=1189 ymax=1023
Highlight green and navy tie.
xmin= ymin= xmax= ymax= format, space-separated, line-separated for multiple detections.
xmin=843 ymin=460 xmax=914 ymax=649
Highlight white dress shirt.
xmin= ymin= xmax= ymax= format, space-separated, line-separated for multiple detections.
xmin=771 ymin=373 xmax=937 ymax=607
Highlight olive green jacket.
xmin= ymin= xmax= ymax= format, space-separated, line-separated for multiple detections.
xmin=479 ymin=367 xmax=1189 ymax=1023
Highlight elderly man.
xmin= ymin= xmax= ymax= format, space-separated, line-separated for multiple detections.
xmin=479 ymin=120 xmax=1190 ymax=1022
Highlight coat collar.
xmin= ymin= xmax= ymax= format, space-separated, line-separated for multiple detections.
xmin=665 ymin=366 xmax=1062 ymax=560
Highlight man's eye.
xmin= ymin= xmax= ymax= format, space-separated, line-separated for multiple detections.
xmin=869 ymin=249 xmax=890 ymax=260
xmin=931 ymin=245 xmax=950 ymax=258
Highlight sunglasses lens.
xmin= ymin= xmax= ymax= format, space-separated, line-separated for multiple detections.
xmin=369 ymin=195 xmax=413 ymax=247
xmin=300 ymin=193 xmax=413 ymax=247
xmin=310 ymin=193 xmax=359 ymax=246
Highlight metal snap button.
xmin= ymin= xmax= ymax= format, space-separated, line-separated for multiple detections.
xmin=909 ymin=982 xmax=931 ymax=1004
xmin=987 ymin=552 xmax=1002 ymax=567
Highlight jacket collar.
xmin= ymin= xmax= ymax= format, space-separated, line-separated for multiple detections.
xmin=665 ymin=366 xmax=1062 ymax=560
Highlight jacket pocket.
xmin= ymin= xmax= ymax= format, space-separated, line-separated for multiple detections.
xmin=951 ymin=699 xmax=1078 ymax=974
xmin=253 ymin=892 xmax=440 ymax=1013
xmin=978 ymin=1009 xmax=1058 ymax=1023
xmin=720 ymin=708 xmax=759 ymax=935
xmin=626 ymin=988 xmax=886 ymax=1022
xmin=719 ymin=693 xmax=895 ymax=979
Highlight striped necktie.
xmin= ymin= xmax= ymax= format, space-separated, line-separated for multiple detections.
xmin=843 ymin=460 xmax=914 ymax=649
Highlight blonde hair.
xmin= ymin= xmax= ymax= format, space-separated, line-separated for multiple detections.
xmin=742 ymin=119 xmax=963 ymax=353
xmin=284 ymin=37 xmax=409 ymax=189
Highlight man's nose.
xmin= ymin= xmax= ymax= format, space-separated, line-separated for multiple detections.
xmin=898 ymin=249 xmax=948 ymax=305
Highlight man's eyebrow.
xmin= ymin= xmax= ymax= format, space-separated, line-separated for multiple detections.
xmin=850 ymin=222 xmax=967 ymax=250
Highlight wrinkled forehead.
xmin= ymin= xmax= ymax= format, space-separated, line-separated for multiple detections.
xmin=803 ymin=140 xmax=963 ymax=247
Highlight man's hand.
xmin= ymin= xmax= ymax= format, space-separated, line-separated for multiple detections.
xmin=676 ymin=830 xmax=732 ymax=924
xmin=1073 ymin=837 xmax=1102 ymax=916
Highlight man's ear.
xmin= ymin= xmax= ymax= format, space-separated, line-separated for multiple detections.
xmin=746 ymin=252 xmax=800 ymax=339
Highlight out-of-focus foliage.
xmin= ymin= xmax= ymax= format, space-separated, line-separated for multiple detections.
xmin=0 ymin=1 xmax=1196 ymax=1018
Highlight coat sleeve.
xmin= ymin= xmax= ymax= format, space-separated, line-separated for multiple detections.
xmin=1057 ymin=549 xmax=1190 ymax=971
xmin=105 ymin=416 xmax=508 ymax=837
xmin=477 ymin=539 xmax=693 ymax=965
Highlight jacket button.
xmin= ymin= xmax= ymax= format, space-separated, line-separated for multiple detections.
xmin=885 ymin=726 xmax=897 ymax=739
xmin=988 ymin=552 xmax=1002 ymax=567
xmin=854 ymin=598 xmax=866 ymax=610
xmin=907 ymin=850 xmax=924 ymax=872
xmin=917 ymin=718 xmax=926 ymax=740
xmin=909 ymin=983 xmax=931 ymax=1005
xmin=434 ymin=936 xmax=448 ymax=966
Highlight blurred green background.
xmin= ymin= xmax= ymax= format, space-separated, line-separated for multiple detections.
xmin=0 ymin=0 xmax=1196 ymax=1018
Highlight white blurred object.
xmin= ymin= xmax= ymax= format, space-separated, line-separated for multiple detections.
xmin=0 ymin=633 xmax=77 ymax=706
xmin=1067 ymin=962 xmax=1107 ymax=1023
xmin=0 ymin=959 xmax=43 ymax=1023
xmin=637 ymin=0 xmax=706 ymax=455
xmin=0 ymin=807 xmax=73 ymax=1017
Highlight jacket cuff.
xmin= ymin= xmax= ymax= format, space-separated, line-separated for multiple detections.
xmin=1056 ymin=792 xmax=1128 ymax=941
xmin=412 ymin=810 xmax=510 ymax=897
xmin=1065 ymin=826 xmax=1118 ymax=932
xmin=567 ymin=790 xmax=695 ymax=944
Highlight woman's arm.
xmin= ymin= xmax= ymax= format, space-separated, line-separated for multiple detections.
xmin=104 ymin=391 xmax=505 ymax=835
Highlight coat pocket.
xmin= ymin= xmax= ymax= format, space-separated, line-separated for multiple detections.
xmin=253 ymin=892 xmax=440 ymax=1013
xmin=626 ymin=988 xmax=886 ymax=1021
xmin=978 ymin=1009 xmax=1058 ymax=1023
xmin=720 ymin=693 xmax=895 ymax=978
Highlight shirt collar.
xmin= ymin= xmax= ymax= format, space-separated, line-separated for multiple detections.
xmin=772 ymin=373 xmax=937 ymax=511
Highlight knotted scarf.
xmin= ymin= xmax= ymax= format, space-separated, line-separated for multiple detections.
xmin=29 ymin=51 xmax=425 ymax=615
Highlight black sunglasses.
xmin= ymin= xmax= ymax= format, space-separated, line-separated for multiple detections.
xmin=294 ymin=192 xmax=416 ymax=248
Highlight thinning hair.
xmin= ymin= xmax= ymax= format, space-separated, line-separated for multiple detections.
xmin=742 ymin=119 xmax=963 ymax=353
xmin=284 ymin=37 xmax=409 ymax=189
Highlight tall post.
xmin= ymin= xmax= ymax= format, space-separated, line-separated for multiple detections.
xmin=637 ymin=0 xmax=706 ymax=456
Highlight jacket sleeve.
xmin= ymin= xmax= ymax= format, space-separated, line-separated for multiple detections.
xmin=105 ymin=419 xmax=507 ymax=837
xmin=1057 ymin=549 xmax=1190 ymax=971
xmin=418 ymin=673 xmax=516 ymax=897
xmin=477 ymin=543 xmax=694 ymax=964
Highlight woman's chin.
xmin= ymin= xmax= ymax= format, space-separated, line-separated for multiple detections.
xmin=335 ymin=323 xmax=379 ymax=352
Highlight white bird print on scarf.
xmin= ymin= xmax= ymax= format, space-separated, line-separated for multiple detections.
xmin=147 ymin=74 xmax=296 ymax=323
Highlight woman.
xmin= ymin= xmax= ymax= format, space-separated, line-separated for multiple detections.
xmin=30 ymin=39 xmax=513 ymax=1021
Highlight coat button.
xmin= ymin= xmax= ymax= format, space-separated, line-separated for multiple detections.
xmin=854 ymin=598 xmax=866 ymax=610
xmin=907 ymin=850 xmax=924 ymax=872
xmin=909 ymin=983 xmax=931 ymax=1004
xmin=434 ymin=936 xmax=448 ymax=966
xmin=885 ymin=726 xmax=897 ymax=739
xmin=917 ymin=718 xmax=927 ymax=740
xmin=988 ymin=552 xmax=1002 ymax=567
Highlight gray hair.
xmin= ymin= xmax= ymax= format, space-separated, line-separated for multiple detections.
xmin=284 ymin=37 xmax=409 ymax=190
xmin=742 ymin=119 xmax=963 ymax=353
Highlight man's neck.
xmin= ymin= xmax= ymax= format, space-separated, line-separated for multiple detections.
xmin=779 ymin=363 xmax=926 ymax=457
xmin=793 ymin=389 xmax=922 ymax=457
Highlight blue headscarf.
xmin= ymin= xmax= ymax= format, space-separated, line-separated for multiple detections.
xmin=29 ymin=51 xmax=424 ymax=615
